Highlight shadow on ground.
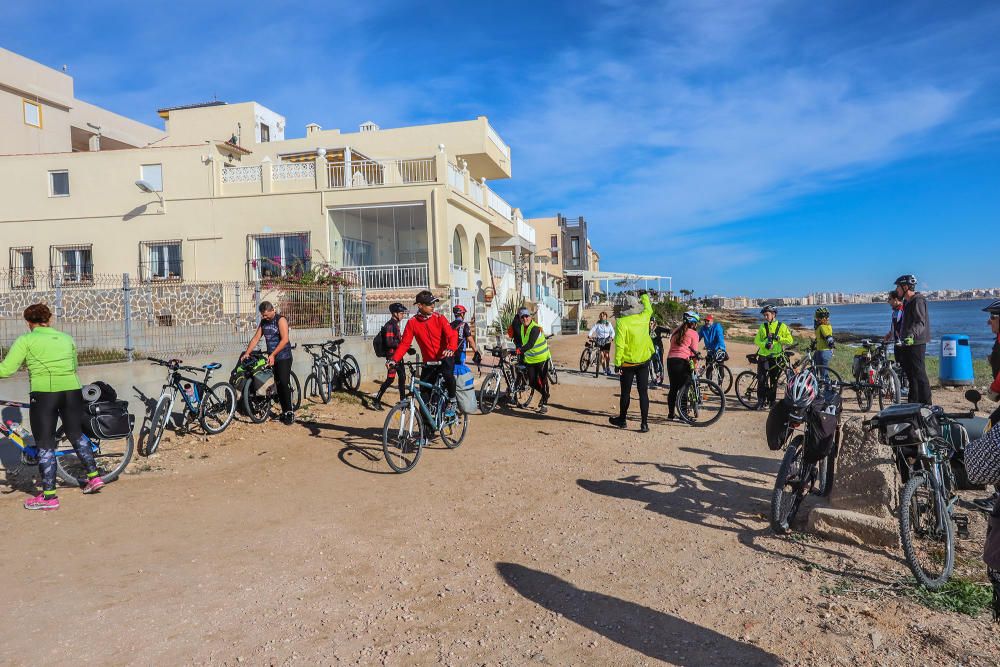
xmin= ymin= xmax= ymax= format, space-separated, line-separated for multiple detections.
xmin=496 ymin=562 xmax=781 ymax=666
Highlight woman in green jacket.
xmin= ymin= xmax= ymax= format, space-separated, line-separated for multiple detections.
xmin=609 ymin=291 xmax=654 ymax=432
xmin=0 ymin=304 xmax=103 ymax=510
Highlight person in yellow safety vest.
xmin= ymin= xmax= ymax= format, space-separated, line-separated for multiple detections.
xmin=754 ymin=305 xmax=794 ymax=407
xmin=609 ymin=290 xmax=654 ymax=432
xmin=507 ymin=307 xmax=551 ymax=414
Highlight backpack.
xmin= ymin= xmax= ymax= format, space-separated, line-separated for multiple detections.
xmin=373 ymin=323 xmax=390 ymax=358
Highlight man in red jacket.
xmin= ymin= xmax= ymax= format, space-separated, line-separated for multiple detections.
xmin=390 ymin=290 xmax=458 ymax=415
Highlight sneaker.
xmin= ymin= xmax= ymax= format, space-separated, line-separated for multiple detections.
xmin=606 ymin=370 xmax=615 ymax=377
xmin=640 ymin=422 xmax=649 ymax=433
xmin=972 ymin=492 xmax=998 ymax=513
xmin=538 ymin=404 xmax=548 ymax=415
xmin=281 ymin=411 xmax=296 ymax=425
xmin=24 ymin=494 xmax=59 ymax=511
xmin=608 ymin=416 xmax=627 ymax=428
xmin=82 ymin=476 xmax=105 ymax=494
xmin=369 ymin=398 xmax=384 ymax=411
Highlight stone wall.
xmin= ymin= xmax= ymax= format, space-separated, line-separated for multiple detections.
xmin=0 ymin=283 xmax=228 ymax=323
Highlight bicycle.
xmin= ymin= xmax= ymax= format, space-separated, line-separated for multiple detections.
xmin=140 ymin=358 xmax=237 ymax=455
xmin=675 ymin=353 xmax=726 ymax=427
xmin=479 ymin=345 xmax=533 ymax=414
xmin=382 ymin=357 xmax=469 ymax=473
xmin=849 ymin=339 xmax=901 ymax=412
xmin=302 ymin=343 xmax=333 ymax=404
xmin=239 ymin=349 xmax=302 ymax=424
xmin=322 ymin=338 xmax=361 ymax=393
xmin=649 ymin=347 xmax=664 ymax=386
xmin=735 ymin=346 xmax=842 ymax=411
xmin=1 ymin=398 xmax=134 ymax=486
xmin=702 ymin=350 xmax=733 ymax=394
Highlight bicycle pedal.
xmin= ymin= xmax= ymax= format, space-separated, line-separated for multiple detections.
xmin=953 ymin=513 xmax=970 ymax=539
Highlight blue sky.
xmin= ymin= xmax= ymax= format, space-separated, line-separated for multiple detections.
xmin=4 ymin=0 xmax=1000 ymax=297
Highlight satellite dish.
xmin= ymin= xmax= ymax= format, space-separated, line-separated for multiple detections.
xmin=135 ymin=179 xmax=156 ymax=193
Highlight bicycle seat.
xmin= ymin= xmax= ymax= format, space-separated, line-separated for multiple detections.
xmin=202 ymin=363 xmax=222 ymax=370
xmin=330 ymin=338 xmax=345 ymax=346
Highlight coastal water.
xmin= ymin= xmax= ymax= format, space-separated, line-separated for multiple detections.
xmin=743 ymin=299 xmax=997 ymax=358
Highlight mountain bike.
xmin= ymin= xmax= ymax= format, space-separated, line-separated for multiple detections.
xmin=0 ymin=398 xmax=134 ymax=486
xmin=240 ymin=352 xmax=301 ymax=424
xmin=140 ymin=358 xmax=237 ymax=455
xmin=702 ymin=350 xmax=733 ymax=394
xmin=849 ymin=339 xmax=901 ymax=412
xmin=580 ymin=337 xmax=610 ymax=375
xmin=735 ymin=347 xmax=842 ymax=410
xmin=323 ymin=338 xmax=361 ymax=393
xmin=675 ymin=353 xmax=726 ymax=427
xmin=480 ymin=345 xmax=533 ymax=414
xmin=382 ymin=358 xmax=469 ymax=473
xmin=302 ymin=343 xmax=333 ymax=404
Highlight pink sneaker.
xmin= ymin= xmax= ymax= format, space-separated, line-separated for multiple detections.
xmin=82 ymin=477 xmax=105 ymax=494
xmin=24 ymin=494 xmax=60 ymax=511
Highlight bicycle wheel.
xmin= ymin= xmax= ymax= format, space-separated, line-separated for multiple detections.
xmin=899 ymin=473 xmax=954 ymax=590
xmin=811 ymin=366 xmax=844 ymax=398
xmin=579 ymin=347 xmax=593 ymax=372
xmin=289 ymin=371 xmax=301 ymax=410
xmin=241 ymin=378 xmax=271 ymax=424
xmin=816 ymin=431 xmax=839 ymax=497
xmin=145 ymin=395 xmax=172 ymax=455
xmin=547 ymin=361 xmax=559 ymax=385
xmin=513 ymin=373 xmax=535 ymax=408
xmin=650 ymin=356 xmax=664 ymax=386
xmin=315 ymin=363 xmax=332 ymax=404
xmin=735 ymin=370 xmax=762 ymax=410
xmin=716 ymin=365 xmax=734 ymax=394
xmin=382 ymin=400 xmax=424 ymax=473
xmin=199 ymin=382 xmax=237 ymax=434
xmin=440 ymin=408 xmax=469 ymax=449
xmin=877 ymin=369 xmax=901 ymax=411
xmin=677 ymin=378 xmax=726 ymax=427
xmin=56 ymin=431 xmax=135 ymax=486
xmin=341 ymin=355 xmax=362 ymax=392
xmin=479 ymin=372 xmax=502 ymax=414
xmin=771 ymin=435 xmax=810 ymax=534
xmin=855 ymin=385 xmax=873 ymax=412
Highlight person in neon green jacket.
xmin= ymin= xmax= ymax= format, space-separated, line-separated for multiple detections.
xmin=753 ymin=305 xmax=794 ymax=406
xmin=0 ymin=303 xmax=103 ymax=510
xmin=610 ymin=291 xmax=653 ymax=432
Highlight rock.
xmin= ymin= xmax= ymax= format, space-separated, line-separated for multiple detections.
xmin=807 ymin=508 xmax=898 ymax=548
xmin=828 ymin=419 xmax=899 ymax=519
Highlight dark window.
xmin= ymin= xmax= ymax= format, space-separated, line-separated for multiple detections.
xmin=142 ymin=241 xmax=183 ymax=281
xmin=250 ymin=233 xmax=311 ymax=279
xmin=260 ymin=123 xmax=270 ymax=142
xmin=49 ymin=170 xmax=69 ymax=196
xmin=51 ymin=244 xmax=93 ymax=284
xmin=10 ymin=247 xmax=35 ymax=289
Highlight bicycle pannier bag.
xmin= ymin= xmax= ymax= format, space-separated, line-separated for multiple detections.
xmin=454 ymin=363 xmax=479 ymax=414
xmin=82 ymin=400 xmax=134 ymax=440
xmin=765 ymin=399 xmax=794 ymax=451
xmin=252 ymin=368 xmax=275 ymax=395
xmin=803 ymin=395 xmax=842 ymax=463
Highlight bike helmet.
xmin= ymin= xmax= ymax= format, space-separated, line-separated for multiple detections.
xmin=787 ymin=370 xmax=818 ymax=410
xmin=452 ymin=304 xmax=467 ymax=316
xmin=760 ymin=305 xmax=777 ymax=315
xmin=894 ymin=274 xmax=917 ymax=288
xmin=982 ymin=299 xmax=1000 ymax=315
xmin=814 ymin=307 xmax=830 ymax=318
xmin=682 ymin=310 xmax=700 ymax=324
xmin=389 ymin=302 xmax=408 ymax=314
xmin=714 ymin=349 xmax=728 ymax=363
xmin=517 ymin=307 xmax=531 ymax=318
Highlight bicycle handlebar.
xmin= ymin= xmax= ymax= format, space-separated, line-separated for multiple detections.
xmin=0 ymin=399 xmax=30 ymax=409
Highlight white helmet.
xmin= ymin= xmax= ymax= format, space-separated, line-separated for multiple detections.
xmin=787 ymin=370 xmax=818 ymax=409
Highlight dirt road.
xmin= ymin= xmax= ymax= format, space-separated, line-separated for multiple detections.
xmin=2 ymin=335 xmax=997 ymax=666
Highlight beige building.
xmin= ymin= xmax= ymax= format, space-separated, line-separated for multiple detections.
xmin=0 ymin=48 xmax=531 ymax=310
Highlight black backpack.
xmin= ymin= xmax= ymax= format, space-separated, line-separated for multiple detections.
xmin=373 ymin=325 xmax=389 ymax=358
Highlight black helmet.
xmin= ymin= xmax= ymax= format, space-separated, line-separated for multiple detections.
xmin=894 ymin=274 xmax=917 ymax=288
xmin=760 ymin=305 xmax=777 ymax=315
xmin=983 ymin=299 xmax=1000 ymax=315
xmin=814 ymin=307 xmax=830 ymax=318
xmin=389 ymin=302 xmax=408 ymax=314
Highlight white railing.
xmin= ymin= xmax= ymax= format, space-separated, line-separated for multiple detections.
xmin=450 ymin=264 xmax=469 ymax=288
xmin=272 ymin=162 xmax=316 ymax=181
xmin=337 ymin=263 xmax=429 ymax=290
xmin=488 ymin=257 xmax=512 ymax=280
xmin=487 ymin=187 xmax=513 ymax=221
xmin=516 ymin=217 xmax=536 ymax=244
xmin=222 ymin=165 xmax=261 ymax=184
xmin=447 ymin=162 xmax=465 ymax=192
xmin=468 ymin=179 xmax=484 ymax=206
xmin=486 ymin=122 xmax=510 ymax=159
xmin=327 ymin=157 xmax=436 ymax=189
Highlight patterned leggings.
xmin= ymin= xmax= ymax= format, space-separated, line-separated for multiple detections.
xmin=30 ymin=390 xmax=98 ymax=495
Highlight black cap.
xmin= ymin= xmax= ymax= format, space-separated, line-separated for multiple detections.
xmin=414 ymin=290 xmax=439 ymax=305
xmin=389 ymin=302 xmax=408 ymax=314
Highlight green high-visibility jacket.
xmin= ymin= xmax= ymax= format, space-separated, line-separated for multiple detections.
xmin=0 ymin=326 xmax=82 ymax=393
xmin=754 ymin=321 xmax=794 ymax=357
xmin=514 ymin=320 xmax=551 ymax=365
xmin=614 ymin=294 xmax=654 ymax=367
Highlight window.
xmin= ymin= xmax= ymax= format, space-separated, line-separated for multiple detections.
xmin=328 ymin=203 xmax=429 ymax=268
xmin=140 ymin=164 xmax=163 ymax=192
xmin=23 ymin=99 xmax=41 ymax=127
xmin=250 ymin=233 xmax=310 ymax=279
xmin=260 ymin=123 xmax=270 ymax=142
xmin=49 ymin=170 xmax=69 ymax=197
xmin=141 ymin=240 xmax=182 ymax=281
xmin=452 ymin=230 xmax=464 ymax=267
xmin=473 ymin=238 xmax=482 ymax=272
xmin=10 ymin=247 xmax=35 ymax=289
xmin=550 ymin=235 xmax=558 ymax=250
xmin=570 ymin=236 xmax=580 ymax=266
xmin=51 ymin=244 xmax=93 ymax=284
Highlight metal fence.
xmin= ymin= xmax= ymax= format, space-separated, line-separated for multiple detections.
xmin=0 ymin=270 xmax=419 ymax=366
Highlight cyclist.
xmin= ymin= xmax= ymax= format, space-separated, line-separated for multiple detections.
xmin=0 ymin=303 xmax=104 ymax=510
xmin=698 ymin=314 xmax=726 ymax=360
xmin=754 ymin=305 xmax=794 ymax=407
xmin=242 ymin=301 xmax=295 ymax=425
xmin=649 ymin=318 xmax=671 ymax=386
xmin=666 ymin=311 xmax=701 ymax=421
xmin=893 ymin=274 xmax=932 ymax=405
xmin=972 ymin=298 xmax=1000 ymax=512
xmin=609 ymin=291 xmax=653 ymax=432
xmin=883 ymin=291 xmax=904 ymax=344
xmin=508 ymin=307 xmax=551 ymax=413
xmin=588 ymin=312 xmax=615 ymax=378
xmin=813 ymin=307 xmax=835 ymax=377
xmin=389 ymin=290 xmax=458 ymax=417
xmin=450 ymin=304 xmax=479 ymax=365
xmin=371 ymin=302 xmax=408 ymax=411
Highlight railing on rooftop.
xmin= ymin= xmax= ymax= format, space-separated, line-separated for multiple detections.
xmin=327 ymin=158 xmax=436 ymax=189
xmin=222 ymin=165 xmax=262 ymax=184
xmin=486 ymin=122 xmax=510 ymax=159
xmin=447 ymin=162 xmax=465 ymax=192
xmin=272 ymin=162 xmax=316 ymax=181
xmin=337 ymin=263 xmax=429 ymax=290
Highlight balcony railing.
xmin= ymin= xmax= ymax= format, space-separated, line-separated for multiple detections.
xmin=487 ymin=187 xmax=513 ymax=221
xmin=487 ymin=122 xmax=510 ymax=159
xmin=447 ymin=162 xmax=465 ymax=191
xmin=450 ymin=264 xmax=469 ymax=288
xmin=337 ymin=263 xmax=429 ymax=290
xmin=139 ymin=260 xmax=184 ymax=283
xmin=516 ymin=217 xmax=536 ymax=244
xmin=327 ymin=158 xmax=436 ymax=189
xmin=272 ymin=162 xmax=316 ymax=181
xmin=488 ymin=257 xmax=512 ymax=280
xmin=222 ymin=165 xmax=262 ymax=184
xmin=468 ymin=179 xmax=484 ymax=206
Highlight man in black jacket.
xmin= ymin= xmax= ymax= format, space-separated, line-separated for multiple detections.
xmin=371 ymin=303 xmax=408 ymax=410
xmin=894 ymin=274 xmax=932 ymax=405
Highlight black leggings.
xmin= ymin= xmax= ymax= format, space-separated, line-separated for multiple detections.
xmin=525 ymin=362 xmax=551 ymax=404
xmin=273 ymin=357 xmax=294 ymax=413
xmin=30 ymin=389 xmax=97 ymax=494
xmin=896 ymin=344 xmax=932 ymax=405
xmin=756 ymin=357 xmax=783 ymax=405
xmin=619 ymin=361 xmax=650 ymax=423
xmin=666 ymin=358 xmax=691 ymax=418
xmin=420 ymin=358 xmax=456 ymax=400
xmin=375 ymin=360 xmax=407 ymax=403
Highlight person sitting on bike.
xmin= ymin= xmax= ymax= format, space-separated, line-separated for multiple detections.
xmin=0 ymin=303 xmax=104 ymax=510
xmin=507 ymin=307 xmax=552 ymax=413
xmin=450 ymin=304 xmax=479 ymax=366
xmin=649 ymin=318 xmax=671 ymax=386
xmin=390 ymin=290 xmax=458 ymax=417
xmin=754 ymin=305 xmax=794 ymax=407
xmin=242 ymin=301 xmax=295 ymax=425
xmin=698 ymin=314 xmax=726 ymax=360
xmin=972 ymin=299 xmax=1000 ymax=512
xmin=813 ymin=307 xmax=835 ymax=376
xmin=588 ymin=312 xmax=615 ymax=378
xmin=609 ymin=291 xmax=653 ymax=432
xmin=894 ymin=274 xmax=932 ymax=405
xmin=666 ymin=311 xmax=701 ymax=421
xmin=371 ymin=302 xmax=408 ymax=411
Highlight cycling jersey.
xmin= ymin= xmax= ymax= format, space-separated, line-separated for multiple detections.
xmin=0 ymin=326 xmax=82 ymax=392
xmin=698 ymin=322 xmax=726 ymax=352
xmin=259 ymin=314 xmax=292 ymax=361
xmin=614 ymin=293 xmax=654 ymax=367
xmin=392 ymin=312 xmax=456 ymax=363
xmin=815 ymin=323 xmax=834 ymax=351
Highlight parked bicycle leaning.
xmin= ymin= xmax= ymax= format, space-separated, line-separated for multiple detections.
xmin=241 ymin=301 xmax=295 ymax=425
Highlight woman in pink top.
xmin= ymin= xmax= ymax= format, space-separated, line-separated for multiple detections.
xmin=666 ymin=311 xmax=701 ymax=420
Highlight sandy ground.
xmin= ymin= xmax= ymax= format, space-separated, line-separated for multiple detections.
xmin=1 ymin=334 xmax=998 ymax=666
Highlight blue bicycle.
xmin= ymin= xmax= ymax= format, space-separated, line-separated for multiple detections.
xmin=0 ymin=399 xmax=134 ymax=486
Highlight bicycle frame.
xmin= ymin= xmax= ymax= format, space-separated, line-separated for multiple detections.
xmin=0 ymin=399 xmax=100 ymax=460
xmin=153 ymin=363 xmax=217 ymax=429
xmin=401 ymin=362 xmax=448 ymax=432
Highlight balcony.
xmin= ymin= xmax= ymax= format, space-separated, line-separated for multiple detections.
xmin=221 ymin=157 xmax=436 ymax=195
xmin=516 ymin=216 xmax=536 ymax=244
xmin=327 ymin=157 xmax=436 ymax=189
xmin=486 ymin=122 xmax=510 ymax=159
xmin=338 ymin=263 xmax=429 ymax=290
xmin=450 ymin=263 xmax=469 ymax=289
xmin=486 ymin=186 xmax=513 ymax=221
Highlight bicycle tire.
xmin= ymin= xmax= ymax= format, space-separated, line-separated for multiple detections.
xmin=241 ymin=377 xmax=271 ymax=424
xmin=579 ymin=347 xmax=593 ymax=373
xmin=817 ymin=432 xmax=838 ymax=498
xmin=339 ymin=355 xmax=361 ymax=392
xmin=899 ymin=473 xmax=954 ymax=590
xmin=716 ymin=365 xmax=734 ymax=394
xmin=56 ymin=431 xmax=135 ymax=486
xmin=382 ymin=401 xmax=424 ymax=473
xmin=440 ymin=408 xmax=469 ymax=449
xmin=199 ymin=382 xmax=237 ymax=434
xmin=514 ymin=373 xmax=535 ymax=408
xmin=677 ymin=378 xmax=726 ymax=427
xmin=877 ymin=369 xmax=901 ymax=411
xmin=547 ymin=361 xmax=559 ymax=385
xmin=856 ymin=385 xmax=873 ymax=413
xmin=771 ymin=435 xmax=808 ymax=534
xmin=145 ymin=395 xmax=172 ymax=455
xmin=316 ymin=363 xmax=332 ymax=404
xmin=735 ymin=370 xmax=762 ymax=410
xmin=479 ymin=372 xmax=502 ymax=414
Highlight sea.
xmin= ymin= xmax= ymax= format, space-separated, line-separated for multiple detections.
xmin=742 ymin=299 xmax=998 ymax=358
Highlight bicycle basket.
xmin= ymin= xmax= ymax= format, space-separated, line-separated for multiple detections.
xmin=82 ymin=400 xmax=134 ymax=440
xmin=870 ymin=403 xmax=941 ymax=449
